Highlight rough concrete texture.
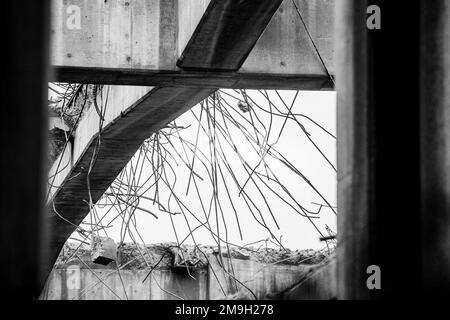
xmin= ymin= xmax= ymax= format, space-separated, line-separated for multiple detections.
xmin=55 ymin=242 xmax=329 ymax=270
xmin=208 ymin=250 xmax=334 ymax=300
xmin=45 ymin=0 xmax=336 ymax=294
xmin=91 ymin=236 xmax=117 ymax=265
xmin=42 ymin=242 xmax=336 ymax=300
xmin=51 ymin=0 xmax=333 ymax=74
xmin=46 ymin=86 xmax=214 ymax=291
xmin=48 ymin=128 xmax=67 ymax=166
xmin=51 ymin=0 xmax=334 ymax=89
xmin=280 ymin=256 xmax=336 ymax=300
xmin=223 ymin=256 xmax=336 ymax=300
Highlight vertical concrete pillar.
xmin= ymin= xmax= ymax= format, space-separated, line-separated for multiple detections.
xmin=336 ymin=0 xmax=423 ymax=299
xmin=420 ymin=1 xmax=450 ymax=296
xmin=335 ymin=0 xmax=371 ymax=299
xmin=0 ymin=1 xmax=49 ymax=298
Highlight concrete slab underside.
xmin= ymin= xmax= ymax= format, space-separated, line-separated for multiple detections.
xmin=50 ymin=0 xmax=334 ymax=89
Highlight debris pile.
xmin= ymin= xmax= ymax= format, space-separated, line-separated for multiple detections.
xmin=91 ymin=236 xmax=117 ymax=265
xmin=48 ymin=127 xmax=67 ymax=165
xmin=49 ymin=84 xmax=100 ymax=129
xmin=211 ymin=246 xmax=329 ymax=265
xmin=237 ymin=100 xmax=252 ymax=113
xmin=55 ymin=242 xmax=331 ymax=270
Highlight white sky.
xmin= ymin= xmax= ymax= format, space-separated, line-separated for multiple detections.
xmin=72 ymin=89 xmax=336 ymax=251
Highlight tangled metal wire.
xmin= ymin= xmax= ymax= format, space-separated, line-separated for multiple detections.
xmin=47 ymin=84 xmax=337 ymax=300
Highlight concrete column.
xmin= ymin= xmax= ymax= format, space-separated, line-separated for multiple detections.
xmin=420 ymin=1 xmax=450 ymax=296
xmin=0 ymin=1 xmax=49 ymax=298
xmin=335 ymin=0 xmax=371 ymax=299
xmin=336 ymin=0 xmax=423 ymax=299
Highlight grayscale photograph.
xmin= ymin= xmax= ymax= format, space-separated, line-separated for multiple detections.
xmin=1 ymin=0 xmax=449 ymax=313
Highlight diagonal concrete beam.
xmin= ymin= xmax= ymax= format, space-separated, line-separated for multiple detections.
xmin=44 ymin=0 xmax=334 ymax=291
xmin=46 ymin=86 xmax=214 ymax=279
xmin=177 ymin=0 xmax=284 ymax=71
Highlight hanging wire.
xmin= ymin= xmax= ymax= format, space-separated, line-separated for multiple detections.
xmin=49 ymin=84 xmax=337 ymax=299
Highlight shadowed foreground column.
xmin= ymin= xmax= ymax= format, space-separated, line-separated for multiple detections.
xmin=0 ymin=2 xmax=49 ymax=298
xmin=336 ymin=0 xmax=423 ymax=299
xmin=420 ymin=0 xmax=450 ymax=297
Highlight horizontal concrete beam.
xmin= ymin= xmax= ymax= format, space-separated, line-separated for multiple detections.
xmin=50 ymin=0 xmax=334 ymax=89
xmin=52 ymin=67 xmax=334 ymax=90
xmin=47 ymin=86 xmax=214 ymax=277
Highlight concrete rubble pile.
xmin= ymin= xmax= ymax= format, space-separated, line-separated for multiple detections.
xmin=55 ymin=241 xmax=332 ymax=270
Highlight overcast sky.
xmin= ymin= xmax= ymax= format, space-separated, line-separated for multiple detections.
xmin=72 ymin=89 xmax=336 ymax=251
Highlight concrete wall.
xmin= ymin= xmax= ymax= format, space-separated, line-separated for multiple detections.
xmin=40 ymin=267 xmax=208 ymax=300
xmin=51 ymin=0 xmax=334 ymax=81
xmin=282 ymin=258 xmax=337 ymax=300
xmin=208 ymin=255 xmax=309 ymax=299
xmin=40 ymin=257 xmax=336 ymax=300
xmin=242 ymin=0 xmax=334 ymax=75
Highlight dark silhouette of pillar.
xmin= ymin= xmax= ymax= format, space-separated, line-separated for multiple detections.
xmin=420 ymin=0 xmax=450 ymax=297
xmin=0 ymin=1 xmax=49 ymax=299
xmin=336 ymin=0 xmax=423 ymax=299
xmin=337 ymin=0 xmax=450 ymax=299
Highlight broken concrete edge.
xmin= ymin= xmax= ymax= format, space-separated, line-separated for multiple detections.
xmin=91 ymin=235 xmax=117 ymax=266
xmin=55 ymin=241 xmax=333 ymax=271
xmin=47 ymin=84 xmax=101 ymax=168
xmin=48 ymin=128 xmax=68 ymax=166
xmin=225 ymin=254 xmax=337 ymax=300
xmin=49 ymin=84 xmax=101 ymax=130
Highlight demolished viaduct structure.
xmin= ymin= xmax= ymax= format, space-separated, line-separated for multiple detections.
xmin=46 ymin=0 xmax=335 ymax=298
xmin=4 ymin=0 xmax=449 ymax=300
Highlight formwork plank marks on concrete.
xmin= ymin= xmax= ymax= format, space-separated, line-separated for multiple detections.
xmin=52 ymin=67 xmax=334 ymax=90
xmin=177 ymin=0 xmax=283 ymax=71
